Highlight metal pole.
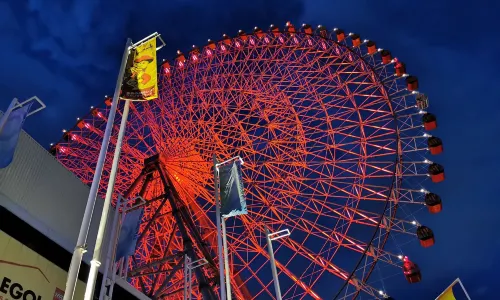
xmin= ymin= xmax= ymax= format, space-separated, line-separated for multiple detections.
xmin=457 ymin=278 xmax=472 ymax=300
xmin=0 ymin=98 xmax=17 ymax=134
xmin=184 ymin=255 xmax=189 ymax=300
xmin=98 ymin=196 xmax=123 ymax=300
xmin=265 ymin=227 xmax=282 ymax=300
xmin=84 ymin=99 xmax=132 ymax=300
xmin=64 ymin=39 xmax=131 ymax=300
xmin=188 ymin=259 xmax=193 ymax=300
xmin=213 ymin=155 xmax=227 ymax=300
xmin=221 ymin=217 xmax=232 ymax=300
xmin=108 ymin=261 xmax=120 ymax=300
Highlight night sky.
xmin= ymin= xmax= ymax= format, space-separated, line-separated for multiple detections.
xmin=2 ymin=0 xmax=499 ymax=299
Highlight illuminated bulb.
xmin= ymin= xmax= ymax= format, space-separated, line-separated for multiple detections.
xmin=177 ymin=50 xmax=181 ymax=54
xmin=419 ymin=110 xmax=424 ymax=114
xmin=363 ymin=39 xmax=368 ymax=43
xmin=398 ymin=255 xmax=403 ymax=260
xmin=50 ymin=143 xmax=54 ymax=146
xmin=77 ymin=117 xmax=80 ymax=120
xmin=333 ymin=27 xmax=338 ymax=31
xmin=90 ymin=106 xmax=94 ymax=109
xmin=423 ymin=133 xmax=429 ymax=137
xmin=348 ymin=32 xmax=353 ymax=36
xmin=192 ymin=45 xmax=195 ymax=48
xmin=254 ymin=26 xmax=258 ymax=29
xmin=424 ymin=159 xmax=429 ymax=163
xmin=420 ymin=188 xmax=425 ymax=193
xmin=411 ymin=221 xmax=417 ymax=225
xmin=379 ymin=290 xmax=384 ymax=295
xmin=62 ymin=129 xmax=67 ymax=133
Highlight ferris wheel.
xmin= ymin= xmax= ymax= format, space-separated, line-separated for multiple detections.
xmin=51 ymin=22 xmax=445 ymax=299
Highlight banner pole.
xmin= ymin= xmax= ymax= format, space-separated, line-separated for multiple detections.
xmin=84 ymin=98 xmax=131 ymax=300
xmin=64 ymin=38 xmax=132 ymax=300
xmin=221 ymin=216 xmax=232 ymax=300
xmin=266 ymin=226 xmax=283 ymax=300
xmin=98 ymin=195 xmax=123 ymax=300
xmin=457 ymin=278 xmax=472 ymax=300
xmin=214 ymin=155 xmax=227 ymax=300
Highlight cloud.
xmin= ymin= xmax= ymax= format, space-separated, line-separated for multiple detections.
xmin=3 ymin=0 xmax=305 ymax=144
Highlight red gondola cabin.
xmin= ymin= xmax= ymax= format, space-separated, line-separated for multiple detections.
xmin=351 ymin=33 xmax=361 ymax=47
xmin=406 ymin=76 xmax=419 ymax=91
xmin=417 ymin=225 xmax=435 ymax=248
xmin=425 ymin=192 xmax=442 ymax=214
xmin=422 ymin=113 xmax=437 ymax=131
xmin=427 ymin=136 xmax=443 ymax=155
xmin=335 ymin=29 xmax=345 ymax=42
xmin=428 ymin=163 xmax=445 ymax=183
xmin=381 ymin=50 xmax=392 ymax=64
xmin=367 ymin=41 xmax=377 ymax=55
xmin=403 ymin=256 xmax=422 ymax=283
xmin=395 ymin=61 xmax=406 ymax=76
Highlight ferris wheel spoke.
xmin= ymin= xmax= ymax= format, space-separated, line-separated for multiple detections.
xmin=275 ymin=234 xmax=382 ymax=299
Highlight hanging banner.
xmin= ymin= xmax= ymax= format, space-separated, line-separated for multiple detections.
xmin=121 ymin=37 xmax=158 ymax=101
xmin=0 ymin=231 xmax=86 ymax=300
xmin=0 ymin=103 xmax=32 ymax=169
xmin=115 ymin=208 xmax=144 ymax=261
xmin=219 ymin=160 xmax=248 ymax=218
xmin=436 ymin=278 xmax=471 ymax=300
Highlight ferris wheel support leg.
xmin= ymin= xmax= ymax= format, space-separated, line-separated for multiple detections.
xmin=84 ymin=99 xmax=132 ymax=300
xmin=63 ymin=38 xmax=132 ymax=300
xmin=214 ymin=155 xmax=228 ymax=300
xmin=158 ymin=168 xmax=217 ymax=300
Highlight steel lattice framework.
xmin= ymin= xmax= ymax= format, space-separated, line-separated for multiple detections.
xmin=52 ymin=23 xmax=445 ymax=300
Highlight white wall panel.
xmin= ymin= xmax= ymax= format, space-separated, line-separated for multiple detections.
xmin=0 ymin=130 xmax=113 ymax=264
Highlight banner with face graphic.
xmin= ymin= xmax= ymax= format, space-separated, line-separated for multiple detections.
xmin=121 ymin=37 xmax=158 ymax=101
xmin=0 ymin=231 xmax=86 ymax=300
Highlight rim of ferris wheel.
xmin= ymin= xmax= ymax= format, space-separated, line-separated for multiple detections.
xmin=53 ymin=22 xmax=447 ymax=299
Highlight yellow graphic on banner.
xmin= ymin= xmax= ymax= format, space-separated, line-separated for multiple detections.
xmin=0 ymin=230 xmax=85 ymax=300
xmin=121 ymin=37 xmax=158 ymax=101
xmin=437 ymin=286 xmax=457 ymax=300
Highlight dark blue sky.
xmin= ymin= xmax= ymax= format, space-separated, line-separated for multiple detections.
xmin=2 ymin=0 xmax=499 ymax=299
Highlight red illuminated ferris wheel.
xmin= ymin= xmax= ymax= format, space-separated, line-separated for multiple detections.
xmin=52 ymin=22 xmax=445 ymax=299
